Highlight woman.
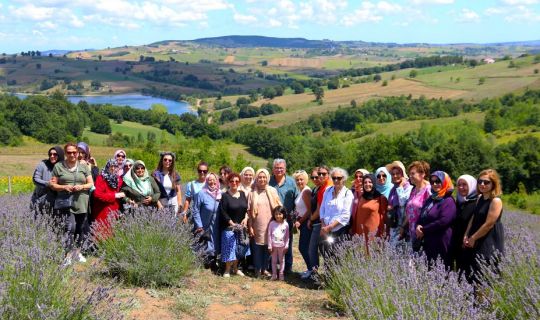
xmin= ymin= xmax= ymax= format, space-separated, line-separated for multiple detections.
xmin=416 ymin=171 xmax=456 ymax=266
xmin=386 ymin=161 xmax=413 ymax=247
xmin=220 ymin=173 xmax=249 ymax=277
xmin=182 ymin=161 xmax=209 ymax=223
xmin=192 ymin=173 xmax=222 ymax=271
xmin=306 ymin=167 xmax=322 ymax=279
xmin=319 ymin=167 xmax=353 ymax=258
xmin=239 ymin=166 xmax=255 ymax=193
xmin=292 ymin=170 xmax=312 ymax=277
xmin=449 ymin=175 xmax=477 ymax=272
xmin=153 ymin=152 xmax=182 ymax=215
xmin=122 ymin=161 xmax=162 ymax=208
xmin=401 ymin=161 xmax=431 ymax=244
xmin=463 ymin=169 xmax=504 ymax=284
xmin=50 ymin=143 xmax=94 ymax=265
xmin=247 ymin=169 xmax=282 ymax=278
xmin=123 ymin=158 xmax=134 ymax=176
xmin=219 ymin=165 xmax=232 ymax=192
xmin=350 ymin=174 xmax=388 ymax=251
xmin=31 ymin=146 xmax=64 ymax=215
xmin=375 ymin=167 xmax=393 ymax=199
xmin=92 ymin=159 xmax=125 ymax=240
xmin=113 ymin=149 xmax=127 ymax=177
xmin=350 ymin=169 xmax=369 ymax=236
xmin=77 ymin=142 xmax=99 ymax=182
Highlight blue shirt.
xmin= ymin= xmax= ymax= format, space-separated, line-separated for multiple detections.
xmin=269 ymin=175 xmax=298 ymax=215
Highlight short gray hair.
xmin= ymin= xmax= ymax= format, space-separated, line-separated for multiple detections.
xmin=273 ymin=158 xmax=286 ymax=168
xmin=330 ymin=167 xmax=349 ymax=181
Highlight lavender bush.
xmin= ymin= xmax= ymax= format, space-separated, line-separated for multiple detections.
xmin=322 ymin=211 xmax=539 ymax=319
xmin=0 ymin=195 xmax=119 ymax=319
xmin=95 ymin=207 xmax=200 ymax=287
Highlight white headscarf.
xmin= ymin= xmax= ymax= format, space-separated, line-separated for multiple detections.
xmin=456 ymin=174 xmax=477 ymax=203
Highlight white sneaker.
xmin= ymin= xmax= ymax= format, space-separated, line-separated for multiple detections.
xmin=77 ymin=253 xmax=87 ymax=263
xmin=235 ymin=270 xmax=245 ymax=277
xmin=62 ymin=256 xmax=72 ymax=267
xmin=223 ymin=273 xmax=231 ymax=278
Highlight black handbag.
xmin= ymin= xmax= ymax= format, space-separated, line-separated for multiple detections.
xmin=54 ymin=164 xmax=78 ymax=210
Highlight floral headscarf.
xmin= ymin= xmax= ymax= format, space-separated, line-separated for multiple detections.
xmin=375 ymin=167 xmax=393 ymax=199
xmin=101 ymin=159 xmax=120 ymax=189
xmin=202 ymin=173 xmax=222 ymax=200
xmin=123 ymin=160 xmax=152 ymax=196
xmin=114 ymin=149 xmax=127 ymax=176
xmin=430 ymin=171 xmax=454 ymax=200
xmin=456 ymin=174 xmax=477 ymax=203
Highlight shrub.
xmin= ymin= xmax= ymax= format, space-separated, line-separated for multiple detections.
xmin=0 ymin=195 xmax=118 ymax=319
xmin=96 ymin=207 xmax=199 ymax=287
xmin=322 ymin=237 xmax=492 ymax=319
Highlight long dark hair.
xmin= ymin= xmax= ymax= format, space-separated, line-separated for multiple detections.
xmin=155 ymin=152 xmax=180 ymax=186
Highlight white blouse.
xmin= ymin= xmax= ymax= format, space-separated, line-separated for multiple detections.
xmin=294 ymin=186 xmax=311 ymax=218
xmin=319 ymin=186 xmax=353 ymax=232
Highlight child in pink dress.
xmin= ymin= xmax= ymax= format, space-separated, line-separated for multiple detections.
xmin=267 ymin=206 xmax=290 ymax=281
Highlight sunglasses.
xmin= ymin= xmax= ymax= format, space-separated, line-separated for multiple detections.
xmin=163 ymin=158 xmax=173 ymax=163
xmin=430 ymin=180 xmax=442 ymax=185
xmin=311 ymin=176 xmax=319 ymax=180
xmin=198 ymin=169 xmax=208 ymax=174
xmin=135 ymin=166 xmax=145 ymax=170
xmin=66 ymin=151 xmax=78 ymax=155
xmin=318 ymin=172 xmax=328 ymax=176
xmin=117 ymin=154 xmax=126 ymax=158
xmin=331 ymin=176 xmax=344 ymax=181
xmin=49 ymin=152 xmax=58 ymax=156
xmin=377 ymin=174 xmax=387 ymax=179
xmin=229 ymin=180 xmax=240 ymax=184
xmin=478 ymin=179 xmax=492 ymax=186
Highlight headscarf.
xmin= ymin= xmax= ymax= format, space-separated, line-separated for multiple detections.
xmin=125 ymin=158 xmax=135 ymax=167
xmin=202 ymin=173 xmax=222 ymax=200
xmin=123 ymin=160 xmax=152 ymax=196
xmin=430 ymin=171 xmax=454 ymax=200
xmin=385 ymin=160 xmax=409 ymax=180
xmin=456 ymin=174 xmax=477 ymax=204
xmin=250 ymin=168 xmax=281 ymax=217
xmin=114 ymin=149 xmax=127 ymax=176
xmin=375 ymin=167 xmax=393 ymax=199
xmin=362 ymin=174 xmax=382 ymax=200
xmin=45 ymin=146 xmax=64 ymax=170
xmin=101 ymin=159 xmax=120 ymax=189
xmin=355 ymin=169 xmax=370 ymax=176
xmin=77 ymin=142 xmax=90 ymax=161
xmin=240 ymin=166 xmax=255 ymax=190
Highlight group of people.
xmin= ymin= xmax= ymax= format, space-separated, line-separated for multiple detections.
xmin=31 ymin=143 xmax=505 ymax=284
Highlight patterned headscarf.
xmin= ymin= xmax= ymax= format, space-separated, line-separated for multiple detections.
xmin=101 ymin=159 xmax=120 ymax=189
xmin=123 ymin=160 xmax=152 ymax=196
xmin=456 ymin=174 xmax=477 ymax=203
xmin=375 ymin=167 xmax=393 ymax=199
xmin=114 ymin=149 xmax=127 ymax=176
xmin=430 ymin=171 xmax=454 ymax=200
xmin=202 ymin=173 xmax=222 ymax=200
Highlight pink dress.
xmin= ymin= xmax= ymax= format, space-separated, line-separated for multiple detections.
xmin=405 ymin=184 xmax=431 ymax=241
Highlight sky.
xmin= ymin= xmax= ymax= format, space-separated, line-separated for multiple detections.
xmin=1 ymin=0 xmax=540 ymax=53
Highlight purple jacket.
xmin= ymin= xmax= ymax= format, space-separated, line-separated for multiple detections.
xmin=418 ymin=195 xmax=456 ymax=264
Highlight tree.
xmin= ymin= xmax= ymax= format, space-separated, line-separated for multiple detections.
xmin=291 ymin=81 xmax=305 ymax=94
xmin=236 ymin=97 xmax=250 ymax=106
xmin=98 ymin=54 xmax=102 ymax=61
xmin=90 ymin=113 xmax=112 ymax=134
xmin=220 ymin=109 xmax=238 ymax=123
xmin=327 ymin=78 xmax=340 ymax=89
xmin=312 ymin=86 xmax=324 ymax=102
xmin=373 ymin=74 xmax=382 ymax=82
xmin=382 ymin=80 xmax=388 ymax=86
xmin=409 ymin=70 xmax=418 ymax=78
xmin=262 ymin=87 xmax=277 ymax=99
xmin=150 ymin=103 xmax=168 ymax=114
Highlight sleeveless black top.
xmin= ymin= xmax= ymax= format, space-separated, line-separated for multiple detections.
xmin=467 ymin=196 xmax=505 ymax=258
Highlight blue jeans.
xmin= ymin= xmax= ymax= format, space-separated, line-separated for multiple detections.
xmin=298 ymin=220 xmax=312 ymax=270
xmin=285 ymin=223 xmax=293 ymax=272
xmin=252 ymin=243 xmax=269 ymax=273
xmin=308 ymin=223 xmax=321 ymax=271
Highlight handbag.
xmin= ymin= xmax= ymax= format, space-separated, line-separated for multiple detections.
xmin=54 ymin=164 xmax=79 ymax=210
xmin=197 ymin=199 xmax=219 ymax=244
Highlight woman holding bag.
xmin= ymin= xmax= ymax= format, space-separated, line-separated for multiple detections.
xmin=50 ymin=142 xmax=94 ymax=265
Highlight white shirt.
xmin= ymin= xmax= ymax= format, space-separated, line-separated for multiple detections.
xmin=320 ymin=186 xmax=353 ymax=232
xmin=294 ymin=186 xmax=311 ymax=218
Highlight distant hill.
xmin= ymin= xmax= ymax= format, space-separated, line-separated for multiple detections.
xmin=190 ymin=35 xmax=337 ymax=48
xmin=41 ymin=50 xmax=72 ymax=56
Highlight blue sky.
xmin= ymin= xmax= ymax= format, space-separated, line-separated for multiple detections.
xmin=1 ymin=0 xmax=539 ymax=53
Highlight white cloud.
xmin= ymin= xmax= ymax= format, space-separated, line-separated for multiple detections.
xmin=11 ymin=4 xmax=55 ymax=21
xmin=234 ymin=12 xmax=258 ymax=24
xmin=378 ymin=1 xmax=403 ymax=13
xmin=410 ymin=0 xmax=454 ymax=4
xmin=342 ymin=2 xmax=384 ymax=26
xmin=268 ymin=18 xmax=282 ymax=27
xmin=32 ymin=29 xmax=45 ymax=37
xmin=37 ymin=21 xmax=58 ymax=30
xmin=485 ymin=7 xmax=507 ymax=15
xmin=501 ymin=0 xmax=539 ymax=5
xmin=456 ymin=8 xmax=480 ymax=23
xmin=504 ymin=6 xmax=540 ymax=22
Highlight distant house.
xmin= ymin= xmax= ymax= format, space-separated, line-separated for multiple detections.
xmin=483 ymin=58 xmax=496 ymax=64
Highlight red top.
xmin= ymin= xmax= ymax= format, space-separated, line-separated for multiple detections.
xmin=92 ymin=175 xmax=122 ymax=236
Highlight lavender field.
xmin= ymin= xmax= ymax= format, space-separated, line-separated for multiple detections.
xmin=1 ymin=193 xmax=538 ymax=319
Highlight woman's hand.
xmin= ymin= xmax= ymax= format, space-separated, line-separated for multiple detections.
xmin=415 ymin=225 xmax=424 ymax=239
xmin=463 ymin=236 xmax=475 ymax=248
xmin=248 ymin=226 xmax=255 ymax=238
xmin=195 ymin=227 xmax=203 ymax=234
xmin=294 ymin=221 xmax=301 ymax=229
xmin=115 ymin=192 xmax=126 ymax=199
xmin=307 ymin=220 xmax=312 ymax=230
xmin=320 ymin=225 xmax=330 ymax=237
xmin=142 ymin=196 xmax=152 ymax=205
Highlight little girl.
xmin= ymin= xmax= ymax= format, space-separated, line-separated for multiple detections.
xmin=267 ymin=206 xmax=290 ymax=281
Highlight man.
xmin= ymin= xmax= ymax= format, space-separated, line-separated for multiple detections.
xmin=181 ymin=161 xmax=209 ymax=223
xmin=269 ymin=158 xmax=298 ymax=273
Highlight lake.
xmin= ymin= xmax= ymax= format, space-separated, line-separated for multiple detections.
xmin=14 ymin=93 xmax=192 ymax=115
